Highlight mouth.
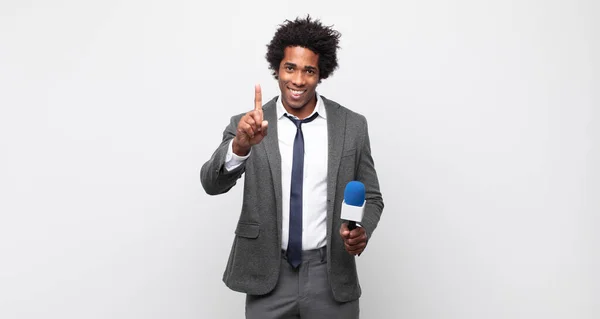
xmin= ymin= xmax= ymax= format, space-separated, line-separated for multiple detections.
xmin=288 ymin=87 xmax=306 ymax=99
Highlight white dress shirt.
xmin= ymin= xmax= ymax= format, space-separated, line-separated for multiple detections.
xmin=225 ymin=94 xmax=328 ymax=251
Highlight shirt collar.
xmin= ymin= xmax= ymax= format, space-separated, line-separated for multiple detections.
xmin=276 ymin=92 xmax=327 ymax=120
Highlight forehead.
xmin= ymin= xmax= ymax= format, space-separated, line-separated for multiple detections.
xmin=282 ymin=46 xmax=319 ymax=67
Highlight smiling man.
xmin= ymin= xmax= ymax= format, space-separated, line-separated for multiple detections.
xmin=201 ymin=16 xmax=384 ymax=318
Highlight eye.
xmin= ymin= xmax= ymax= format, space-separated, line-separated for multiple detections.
xmin=285 ymin=66 xmax=294 ymax=72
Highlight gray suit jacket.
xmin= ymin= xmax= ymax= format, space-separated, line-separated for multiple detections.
xmin=200 ymin=96 xmax=384 ymax=302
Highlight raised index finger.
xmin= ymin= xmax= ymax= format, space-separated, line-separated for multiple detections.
xmin=254 ymin=84 xmax=262 ymax=111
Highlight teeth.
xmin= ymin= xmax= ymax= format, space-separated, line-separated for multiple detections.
xmin=289 ymin=89 xmax=305 ymax=95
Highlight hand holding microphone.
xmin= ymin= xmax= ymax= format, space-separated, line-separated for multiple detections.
xmin=340 ymin=181 xmax=368 ymax=256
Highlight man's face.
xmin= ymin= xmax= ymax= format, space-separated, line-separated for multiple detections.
xmin=276 ymin=46 xmax=320 ymax=116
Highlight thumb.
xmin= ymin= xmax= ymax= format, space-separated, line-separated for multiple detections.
xmin=340 ymin=223 xmax=350 ymax=238
xmin=260 ymin=120 xmax=269 ymax=136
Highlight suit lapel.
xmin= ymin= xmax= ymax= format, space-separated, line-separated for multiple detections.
xmin=324 ymin=96 xmax=346 ymax=246
xmin=262 ymin=97 xmax=283 ymax=244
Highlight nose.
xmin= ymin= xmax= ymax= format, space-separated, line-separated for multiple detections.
xmin=291 ymin=70 xmax=305 ymax=87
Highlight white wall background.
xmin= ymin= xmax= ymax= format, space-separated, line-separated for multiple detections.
xmin=1 ymin=0 xmax=598 ymax=318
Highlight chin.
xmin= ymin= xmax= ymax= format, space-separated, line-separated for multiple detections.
xmin=284 ymin=100 xmax=301 ymax=109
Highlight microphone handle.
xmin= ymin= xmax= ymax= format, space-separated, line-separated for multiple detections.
xmin=348 ymin=221 xmax=357 ymax=230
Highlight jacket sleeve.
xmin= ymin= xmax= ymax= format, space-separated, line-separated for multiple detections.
xmin=200 ymin=114 xmax=246 ymax=195
xmin=356 ymin=117 xmax=384 ymax=241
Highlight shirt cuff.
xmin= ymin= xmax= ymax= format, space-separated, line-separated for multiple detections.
xmin=224 ymin=139 xmax=250 ymax=172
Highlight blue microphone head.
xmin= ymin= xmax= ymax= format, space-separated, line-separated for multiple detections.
xmin=344 ymin=181 xmax=366 ymax=207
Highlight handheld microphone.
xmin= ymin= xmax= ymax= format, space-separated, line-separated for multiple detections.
xmin=341 ymin=181 xmax=365 ymax=230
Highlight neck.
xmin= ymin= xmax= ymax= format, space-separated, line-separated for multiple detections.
xmin=283 ymin=95 xmax=317 ymax=120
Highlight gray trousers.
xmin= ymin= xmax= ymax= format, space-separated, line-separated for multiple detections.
xmin=245 ymin=246 xmax=359 ymax=319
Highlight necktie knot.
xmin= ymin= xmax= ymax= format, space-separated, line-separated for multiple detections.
xmin=284 ymin=112 xmax=319 ymax=129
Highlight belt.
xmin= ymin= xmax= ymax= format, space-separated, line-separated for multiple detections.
xmin=282 ymin=246 xmax=327 ymax=263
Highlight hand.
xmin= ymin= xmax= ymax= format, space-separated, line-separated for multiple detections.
xmin=340 ymin=223 xmax=368 ymax=256
xmin=232 ymin=84 xmax=269 ymax=156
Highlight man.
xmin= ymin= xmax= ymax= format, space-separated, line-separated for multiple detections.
xmin=201 ymin=16 xmax=384 ymax=318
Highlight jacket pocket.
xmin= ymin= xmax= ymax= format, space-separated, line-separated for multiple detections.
xmin=235 ymin=222 xmax=260 ymax=239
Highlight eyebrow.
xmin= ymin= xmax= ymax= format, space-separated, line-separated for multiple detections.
xmin=283 ymin=62 xmax=318 ymax=71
